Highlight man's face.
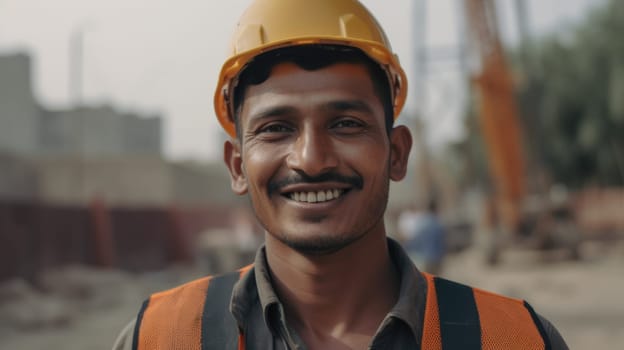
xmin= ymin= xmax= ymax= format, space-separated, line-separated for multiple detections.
xmin=224 ymin=62 xmax=411 ymax=255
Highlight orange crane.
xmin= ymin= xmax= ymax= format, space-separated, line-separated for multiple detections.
xmin=464 ymin=0 xmax=527 ymax=261
xmin=464 ymin=0 xmax=526 ymax=226
xmin=463 ymin=0 xmax=581 ymax=263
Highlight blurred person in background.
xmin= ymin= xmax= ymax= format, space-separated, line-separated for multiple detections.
xmin=403 ymin=199 xmax=447 ymax=275
xmin=397 ymin=202 xmax=421 ymax=242
xmin=112 ymin=0 xmax=568 ymax=348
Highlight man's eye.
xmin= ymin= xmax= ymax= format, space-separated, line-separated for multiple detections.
xmin=259 ymin=124 xmax=292 ymax=133
xmin=333 ymin=119 xmax=363 ymax=129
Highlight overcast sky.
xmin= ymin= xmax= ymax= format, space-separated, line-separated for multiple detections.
xmin=0 ymin=0 xmax=604 ymax=161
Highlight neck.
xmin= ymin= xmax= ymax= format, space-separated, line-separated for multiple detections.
xmin=265 ymin=225 xmax=400 ymax=345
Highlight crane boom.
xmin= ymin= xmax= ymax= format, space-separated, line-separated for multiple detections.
xmin=464 ymin=0 xmax=526 ymax=230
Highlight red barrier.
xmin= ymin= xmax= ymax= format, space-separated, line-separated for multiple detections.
xmin=0 ymin=200 xmax=235 ymax=282
xmin=89 ymin=198 xmax=115 ymax=268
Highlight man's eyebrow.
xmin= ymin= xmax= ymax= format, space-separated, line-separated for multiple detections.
xmin=324 ymin=100 xmax=374 ymax=115
xmin=248 ymin=100 xmax=373 ymax=122
xmin=249 ymin=105 xmax=298 ymax=121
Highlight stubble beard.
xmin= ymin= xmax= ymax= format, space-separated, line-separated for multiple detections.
xmin=276 ymin=229 xmax=365 ymax=256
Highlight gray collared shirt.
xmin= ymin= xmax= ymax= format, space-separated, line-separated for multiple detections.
xmin=113 ymin=239 xmax=568 ymax=349
xmin=228 ymin=239 xmax=427 ymax=349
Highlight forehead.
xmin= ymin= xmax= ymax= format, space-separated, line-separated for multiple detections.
xmin=240 ymin=62 xmax=382 ymax=120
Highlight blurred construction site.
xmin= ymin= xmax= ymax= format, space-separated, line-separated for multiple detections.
xmin=1 ymin=0 xmax=623 ymax=348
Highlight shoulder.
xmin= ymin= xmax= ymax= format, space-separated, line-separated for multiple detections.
xmin=117 ymin=267 xmax=253 ymax=350
xmin=110 ymin=277 xmax=212 ymax=350
xmin=468 ymin=284 xmax=568 ymax=348
xmin=425 ymin=275 xmax=568 ymax=349
xmin=111 ymin=319 xmax=136 ymax=350
xmin=536 ymin=313 xmax=570 ymax=350
xmin=143 ymin=266 xmax=252 ymax=318
xmin=147 ymin=275 xmax=213 ymax=306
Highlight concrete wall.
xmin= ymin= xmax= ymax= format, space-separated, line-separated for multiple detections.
xmin=35 ymin=156 xmax=172 ymax=206
xmin=29 ymin=156 xmax=238 ymax=207
xmin=0 ymin=54 xmax=39 ymax=155
xmin=170 ymin=161 xmax=242 ymax=206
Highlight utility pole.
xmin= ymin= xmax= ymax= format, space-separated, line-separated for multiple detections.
xmin=69 ymin=26 xmax=85 ymax=106
xmin=411 ymin=0 xmax=436 ymax=207
xmin=412 ymin=0 xmax=427 ymax=113
xmin=513 ymin=0 xmax=531 ymax=45
xmin=69 ymin=22 xmax=93 ymax=204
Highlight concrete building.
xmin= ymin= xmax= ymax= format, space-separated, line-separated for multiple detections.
xmin=121 ymin=110 xmax=162 ymax=155
xmin=0 ymin=52 xmax=169 ymax=205
xmin=0 ymin=53 xmax=162 ymax=158
xmin=0 ymin=54 xmax=40 ymax=155
xmin=0 ymin=53 xmax=244 ymax=207
xmin=39 ymin=106 xmax=162 ymax=157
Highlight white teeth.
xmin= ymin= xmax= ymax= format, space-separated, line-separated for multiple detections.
xmin=317 ymin=191 xmax=326 ymax=202
xmin=288 ymin=189 xmax=344 ymax=203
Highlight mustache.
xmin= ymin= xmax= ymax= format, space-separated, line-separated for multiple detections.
xmin=268 ymin=172 xmax=363 ymax=195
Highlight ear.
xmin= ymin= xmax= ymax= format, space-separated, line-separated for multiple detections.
xmin=223 ymin=139 xmax=248 ymax=195
xmin=388 ymin=125 xmax=413 ymax=181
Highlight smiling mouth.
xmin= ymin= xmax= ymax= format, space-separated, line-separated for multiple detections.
xmin=284 ymin=189 xmax=348 ymax=203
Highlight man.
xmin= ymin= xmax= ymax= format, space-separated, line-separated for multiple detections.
xmin=114 ymin=0 xmax=568 ymax=348
xmin=403 ymin=199 xmax=446 ymax=275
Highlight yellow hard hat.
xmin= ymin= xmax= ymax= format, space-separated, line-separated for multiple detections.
xmin=213 ymin=0 xmax=408 ymax=137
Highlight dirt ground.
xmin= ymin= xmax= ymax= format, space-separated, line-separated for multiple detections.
xmin=1 ymin=240 xmax=622 ymax=349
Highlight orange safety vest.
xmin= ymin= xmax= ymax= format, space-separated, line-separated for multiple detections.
xmin=132 ymin=266 xmax=548 ymax=350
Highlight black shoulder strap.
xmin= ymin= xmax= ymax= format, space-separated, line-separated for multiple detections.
xmin=434 ymin=277 xmax=482 ymax=350
xmin=132 ymin=299 xmax=150 ymax=350
xmin=523 ymin=301 xmax=552 ymax=350
xmin=201 ymin=271 xmax=243 ymax=350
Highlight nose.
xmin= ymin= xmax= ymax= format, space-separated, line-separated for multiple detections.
xmin=286 ymin=125 xmax=338 ymax=177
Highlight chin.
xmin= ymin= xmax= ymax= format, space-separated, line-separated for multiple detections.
xmin=272 ymin=228 xmax=365 ymax=256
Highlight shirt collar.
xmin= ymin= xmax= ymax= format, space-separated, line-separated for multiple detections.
xmin=385 ymin=237 xmax=428 ymax=343
xmin=230 ymin=238 xmax=428 ymax=342
xmin=230 ymin=245 xmax=284 ymax=336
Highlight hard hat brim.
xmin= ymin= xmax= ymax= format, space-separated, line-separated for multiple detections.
xmin=213 ymin=37 xmax=407 ymax=138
